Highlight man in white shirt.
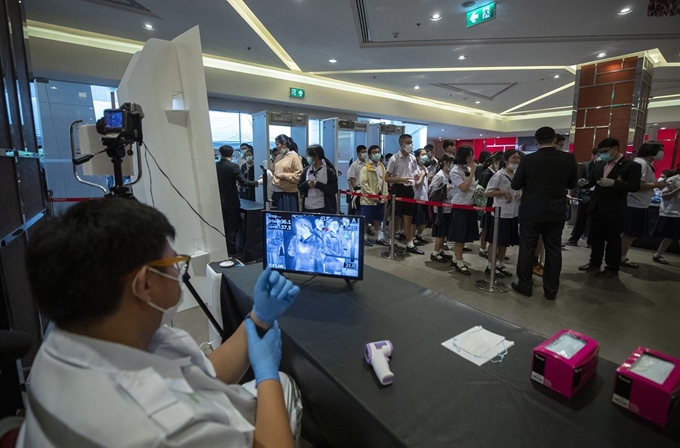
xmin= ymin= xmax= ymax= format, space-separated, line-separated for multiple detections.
xmin=620 ymin=142 xmax=669 ymax=268
xmin=19 ymin=198 xmax=302 ymax=448
xmin=347 ymin=145 xmax=368 ymax=215
xmin=386 ymin=134 xmax=424 ymax=254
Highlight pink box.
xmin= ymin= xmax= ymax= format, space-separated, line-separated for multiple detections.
xmin=612 ymin=347 xmax=680 ymax=427
xmin=531 ymin=330 xmax=600 ymax=398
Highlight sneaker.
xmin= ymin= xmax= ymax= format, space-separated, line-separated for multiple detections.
xmin=406 ymin=245 xmax=424 ymax=255
xmin=430 ymin=253 xmax=449 ymax=263
xmin=497 ymin=265 xmax=512 ymax=278
xmin=364 ymin=239 xmax=374 ymax=246
xmin=415 ymin=235 xmax=430 ymax=245
xmin=375 ymin=239 xmax=390 ymax=247
xmin=653 ymin=255 xmax=669 ymax=265
xmin=452 ymin=263 xmax=472 ymax=276
xmin=485 ymin=266 xmax=505 ymax=278
xmin=479 ymin=249 xmax=488 ymax=259
xmin=565 ymin=239 xmax=578 ymax=247
xmin=620 ymin=258 xmax=639 ymax=269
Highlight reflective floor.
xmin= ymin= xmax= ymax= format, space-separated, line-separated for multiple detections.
xmin=174 ymin=226 xmax=680 ymax=365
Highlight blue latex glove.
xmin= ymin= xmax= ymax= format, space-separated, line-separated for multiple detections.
xmin=252 ymin=266 xmax=300 ymax=325
xmin=245 ymin=317 xmax=281 ymax=385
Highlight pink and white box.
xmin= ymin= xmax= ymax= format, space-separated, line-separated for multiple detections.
xmin=531 ymin=330 xmax=599 ymax=398
xmin=612 ymin=347 xmax=680 ymax=427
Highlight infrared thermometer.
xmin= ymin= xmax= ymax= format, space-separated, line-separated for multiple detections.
xmin=365 ymin=340 xmax=394 ymax=385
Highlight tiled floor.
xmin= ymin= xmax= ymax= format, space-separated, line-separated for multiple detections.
xmin=175 ymin=226 xmax=680 ymax=365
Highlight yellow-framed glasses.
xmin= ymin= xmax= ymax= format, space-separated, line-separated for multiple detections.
xmin=147 ymin=254 xmax=191 ymax=278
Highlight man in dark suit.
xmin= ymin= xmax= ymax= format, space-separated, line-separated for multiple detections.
xmin=577 ymin=138 xmax=641 ymax=278
xmin=216 ymin=145 xmax=261 ymax=257
xmin=511 ymin=127 xmax=578 ymax=300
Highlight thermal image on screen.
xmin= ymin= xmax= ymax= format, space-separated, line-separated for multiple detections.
xmin=264 ymin=212 xmax=363 ymax=279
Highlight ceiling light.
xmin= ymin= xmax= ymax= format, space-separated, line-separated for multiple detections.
xmin=441 ymin=129 xmax=445 ymax=131
xmin=554 ymin=74 xmax=560 ymax=79
xmin=479 ymin=134 xmax=483 ymax=136
xmin=653 ymin=123 xmax=659 ymax=125
xmin=49 ymin=86 xmax=57 ymax=89
xmin=462 ymin=1 xmax=477 ymax=7
xmin=328 ymin=59 xmax=337 ymax=63
xmin=415 ymin=85 xmax=420 ymax=89
xmin=597 ymin=52 xmax=607 ymax=58
xmin=661 ymin=127 xmax=667 ymax=130
xmin=430 ymin=13 xmax=442 ymax=21
xmin=617 ymin=7 xmax=633 ymax=15
xmin=475 ymin=101 xmax=481 ymax=104
xmin=458 ymin=55 xmax=466 ymax=60
xmin=143 ymin=24 xmax=155 ymax=30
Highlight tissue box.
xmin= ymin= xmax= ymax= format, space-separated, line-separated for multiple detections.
xmin=531 ymin=330 xmax=599 ymax=398
xmin=612 ymin=347 xmax=680 ymax=427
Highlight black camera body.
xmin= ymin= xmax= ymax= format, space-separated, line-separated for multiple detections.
xmin=96 ymin=102 xmax=144 ymax=145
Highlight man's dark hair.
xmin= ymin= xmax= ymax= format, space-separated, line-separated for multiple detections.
xmin=368 ymin=145 xmax=381 ymax=154
xmin=385 ymin=152 xmax=394 ymax=162
xmin=535 ymin=127 xmax=557 ymax=145
xmin=219 ymin=145 xmax=234 ymax=158
xmin=240 ymin=143 xmax=253 ymax=151
xmin=356 ymin=145 xmax=367 ymax=154
xmin=597 ymin=138 xmax=620 ymax=150
xmin=637 ymin=141 xmax=663 ymax=158
xmin=424 ymin=144 xmax=434 ymax=151
xmin=591 ymin=147 xmax=599 ymax=155
xmin=26 ymin=198 xmax=175 ymax=325
xmin=555 ymin=134 xmax=566 ymax=144
xmin=442 ymin=139 xmax=455 ymax=149
xmin=454 ymin=145 xmax=473 ymax=165
xmin=398 ymin=134 xmax=412 ymax=145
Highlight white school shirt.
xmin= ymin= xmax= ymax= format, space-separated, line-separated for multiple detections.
xmin=485 ymin=169 xmax=520 ymax=218
xmin=18 ymin=326 xmax=256 ymax=448
xmin=627 ymin=157 xmax=656 ymax=209
xmin=429 ymin=170 xmax=453 ymax=214
xmin=347 ymin=159 xmax=366 ymax=188
xmin=449 ymin=165 xmax=476 ymax=205
xmin=305 ymin=163 xmax=328 ymax=210
xmin=386 ymin=150 xmax=418 ymax=181
xmin=414 ymin=165 xmax=429 ymax=201
xmin=659 ymin=175 xmax=680 ymax=218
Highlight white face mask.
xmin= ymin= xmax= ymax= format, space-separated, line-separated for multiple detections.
xmin=403 ymin=144 xmax=413 ymax=153
xmin=508 ymin=163 xmax=519 ymax=171
xmin=133 ymin=268 xmax=184 ymax=328
xmin=359 ymin=152 xmax=367 ymax=160
xmin=654 ymin=151 xmax=664 ymax=161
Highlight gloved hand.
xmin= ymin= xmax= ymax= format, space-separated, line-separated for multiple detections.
xmin=597 ymin=178 xmax=615 ymax=188
xmin=577 ymin=178 xmax=589 ymax=187
xmin=253 ymin=266 xmax=300 ymax=325
xmin=245 ymin=318 xmax=281 ymax=385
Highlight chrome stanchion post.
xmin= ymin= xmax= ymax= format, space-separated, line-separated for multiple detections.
xmin=381 ymin=194 xmax=402 ymax=259
xmin=476 ymin=206 xmax=509 ymax=293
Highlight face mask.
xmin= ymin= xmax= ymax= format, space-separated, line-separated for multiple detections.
xmin=133 ymin=268 xmax=184 ymax=329
xmin=598 ymin=152 xmax=612 ymax=163
xmin=403 ymin=144 xmax=413 ymax=153
xmin=280 ymin=148 xmax=287 ymax=155
xmin=245 ymin=155 xmax=253 ymax=162
xmin=359 ymin=152 xmax=367 ymax=160
xmin=420 ymin=155 xmax=429 ymax=163
xmin=654 ymin=151 xmax=664 ymax=161
xmin=371 ymin=153 xmax=381 ymax=162
xmin=508 ymin=163 xmax=519 ymax=171
xmin=306 ymin=156 xmax=313 ymax=165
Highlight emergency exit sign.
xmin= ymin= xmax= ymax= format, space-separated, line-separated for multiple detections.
xmin=466 ymin=2 xmax=496 ymax=28
xmin=289 ymin=87 xmax=305 ymax=99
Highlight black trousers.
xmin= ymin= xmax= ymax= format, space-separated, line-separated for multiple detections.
xmin=221 ymin=206 xmax=241 ymax=256
xmin=570 ymin=202 xmax=591 ymax=242
xmin=517 ymin=220 xmax=565 ymax=297
xmin=588 ymin=213 xmax=624 ymax=272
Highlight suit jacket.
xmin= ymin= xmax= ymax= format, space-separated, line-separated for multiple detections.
xmin=511 ymin=147 xmax=578 ymax=222
xmin=216 ymin=159 xmax=259 ymax=210
xmin=586 ymin=156 xmax=641 ymax=220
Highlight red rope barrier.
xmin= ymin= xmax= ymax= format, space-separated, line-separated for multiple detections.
xmin=339 ymin=190 xmax=493 ymax=213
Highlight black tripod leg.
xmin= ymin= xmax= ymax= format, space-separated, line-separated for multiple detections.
xmin=183 ymin=275 xmax=226 ymax=341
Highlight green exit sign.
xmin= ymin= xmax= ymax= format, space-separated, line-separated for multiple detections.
xmin=466 ymin=2 xmax=496 ymax=28
xmin=289 ymin=87 xmax=305 ymax=99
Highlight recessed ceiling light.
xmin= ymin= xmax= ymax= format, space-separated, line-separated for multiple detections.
xmin=458 ymin=55 xmax=466 ymax=60
xmin=414 ymin=85 xmax=420 ymax=89
xmin=462 ymin=1 xmax=477 ymax=7
xmin=479 ymin=134 xmax=483 ymax=136
xmin=430 ymin=13 xmax=442 ymax=21
xmin=653 ymin=123 xmax=659 ymax=126
xmin=597 ymin=52 xmax=607 ymax=58
xmin=441 ymin=129 xmax=445 ymax=131
xmin=475 ymin=101 xmax=481 ymax=104
xmin=661 ymin=127 xmax=667 ymax=130
xmin=143 ymin=24 xmax=155 ymax=30
xmin=554 ymin=74 xmax=560 ymax=79
xmin=49 ymin=86 xmax=57 ymax=90
xmin=617 ymin=7 xmax=633 ymax=15
xmin=328 ymin=59 xmax=337 ymax=63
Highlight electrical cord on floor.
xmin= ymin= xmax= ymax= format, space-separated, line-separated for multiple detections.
xmin=143 ymin=142 xmax=226 ymax=238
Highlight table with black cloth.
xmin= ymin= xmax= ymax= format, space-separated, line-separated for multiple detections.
xmin=213 ymin=263 xmax=680 ymax=448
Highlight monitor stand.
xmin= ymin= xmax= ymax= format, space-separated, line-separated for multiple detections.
xmin=344 ymin=279 xmax=354 ymax=291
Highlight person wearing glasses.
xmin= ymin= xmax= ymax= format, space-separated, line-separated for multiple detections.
xmin=577 ymin=138 xmax=642 ymax=278
xmin=19 ymin=198 xmax=302 ymax=448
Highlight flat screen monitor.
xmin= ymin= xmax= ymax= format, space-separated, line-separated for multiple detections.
xmin=262 ymin=211 xmax=364 ymax=280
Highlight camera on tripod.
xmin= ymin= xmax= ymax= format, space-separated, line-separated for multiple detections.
xmin=96 ymin=104 xmax=144 ymax=145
